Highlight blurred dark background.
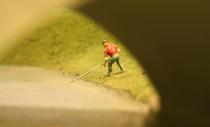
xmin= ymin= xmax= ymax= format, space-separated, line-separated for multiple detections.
xmin=79 ymin=0 xmax=210 ymax=126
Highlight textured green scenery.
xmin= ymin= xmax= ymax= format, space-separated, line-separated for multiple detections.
xmin=0 ymin=10 xmax=157 ymax=102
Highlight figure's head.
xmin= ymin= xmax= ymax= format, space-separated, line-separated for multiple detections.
xmin=101 ymin=40 xmax=108 ymax=47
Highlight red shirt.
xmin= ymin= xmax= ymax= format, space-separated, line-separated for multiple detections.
xmin=104 ymin=44 xmax=119 ymax=57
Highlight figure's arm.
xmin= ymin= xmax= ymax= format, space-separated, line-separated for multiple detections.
xmin=114 ymin=44 xmax=120 ymax=52
xmin=104 ymin=58 xmax=108 ymax=67
xmin=118 ymin=48 xmax=120 ymax=52
xmin=104 ymin=50 xmax=108 ymax=67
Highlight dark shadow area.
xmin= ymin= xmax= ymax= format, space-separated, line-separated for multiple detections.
xmin=78 ymin=0 xmax=210 ymax=126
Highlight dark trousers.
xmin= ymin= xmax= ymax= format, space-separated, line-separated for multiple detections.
xmin=108 ymin=54 xmax=124 ymax=74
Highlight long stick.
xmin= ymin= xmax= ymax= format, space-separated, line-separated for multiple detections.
xmin=70 ymin=64 xmax=103 ymax=83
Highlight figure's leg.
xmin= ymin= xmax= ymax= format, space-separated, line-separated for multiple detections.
xmin=116 ymin=56 xmax=124 ymax=72
xmin=108 ymin=58 xmax=115 ymax=75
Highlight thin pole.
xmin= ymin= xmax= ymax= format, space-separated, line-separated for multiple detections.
xmin=70 ymin=64 xmax=103 ymax=83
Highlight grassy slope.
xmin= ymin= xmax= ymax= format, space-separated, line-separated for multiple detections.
xmin=0 ymin=10 xmax=157 ymax=102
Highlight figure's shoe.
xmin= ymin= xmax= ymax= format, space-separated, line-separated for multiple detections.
xmin=106 ymin=72 xmax=113 ymax=76
xmin=120 ymin=69 xmax=125 ymax=73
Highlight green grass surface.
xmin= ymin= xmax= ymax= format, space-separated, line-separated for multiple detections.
xmin=0 ymin=10 xmax=157 ymax=102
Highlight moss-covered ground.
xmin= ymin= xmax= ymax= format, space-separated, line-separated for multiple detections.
xmin=0 ymin=10 xmax=157 ymax=102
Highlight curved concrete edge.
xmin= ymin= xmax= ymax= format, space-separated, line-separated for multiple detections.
xmin=0 ymin=65 xmax=153 ymax=127
xmin=0 ymin=106 xmax=150 ymax=127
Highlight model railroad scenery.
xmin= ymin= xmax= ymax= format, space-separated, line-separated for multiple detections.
xmin=0 ymin=9 xmax=159 ymax=127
